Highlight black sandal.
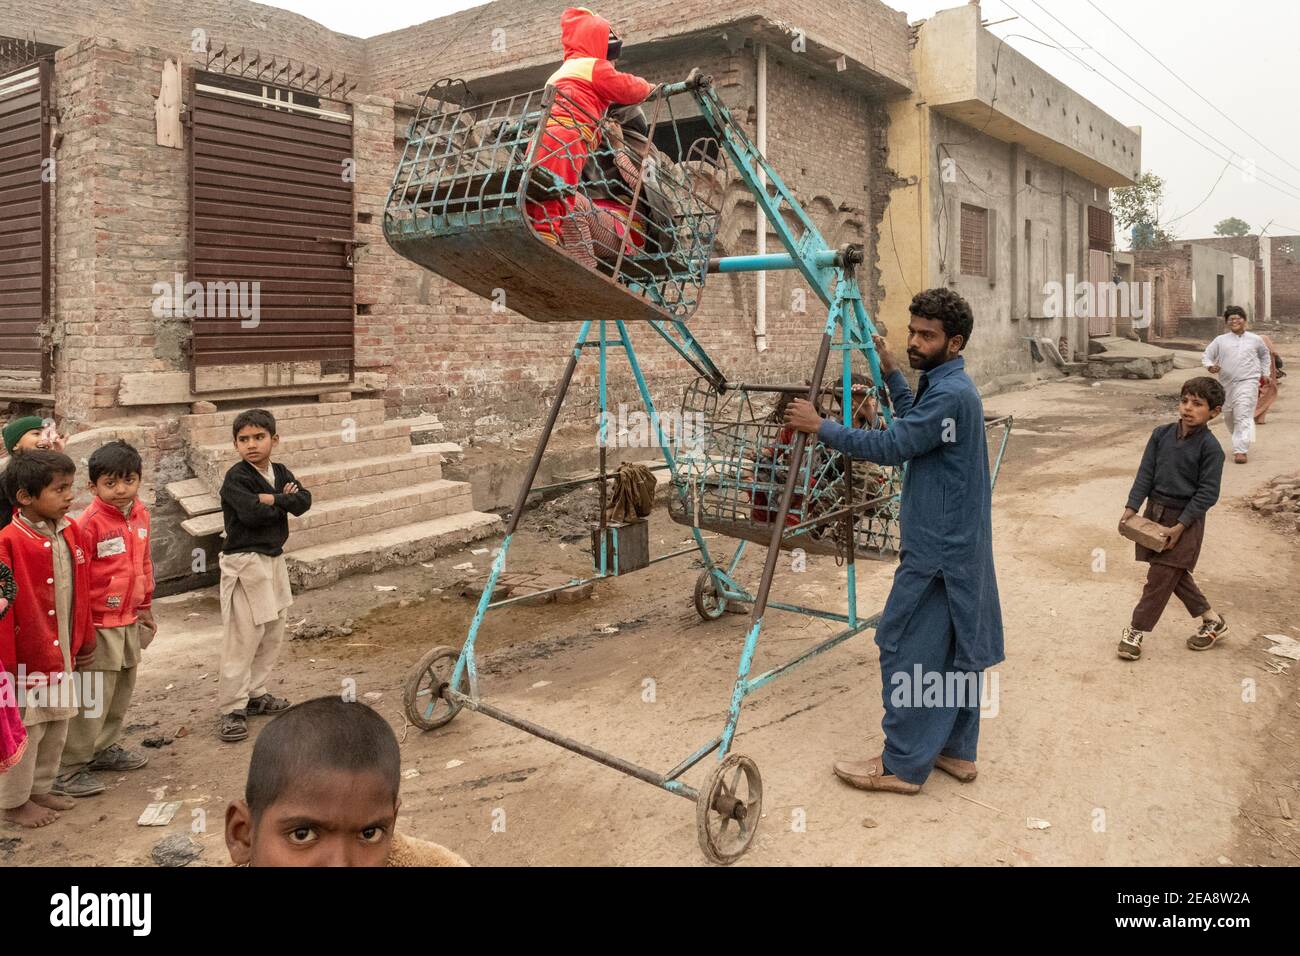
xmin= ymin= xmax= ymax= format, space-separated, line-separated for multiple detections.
xmin=219 ymin=711 xmax=248 ymax=742
xmin=246 ymin=693 xmax=291 ymax=715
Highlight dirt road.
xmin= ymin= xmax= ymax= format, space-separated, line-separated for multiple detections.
xmin=6 ymin=342 xmax=1298 ymax=867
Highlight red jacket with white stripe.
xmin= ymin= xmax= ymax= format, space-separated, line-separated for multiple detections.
xmin=0 ymin=515 xmax=95 ymax=684
xmin=547 ymin=8 xmax=654 ymax=125
xmin=77 ymin=496 xmax=154 ymax=628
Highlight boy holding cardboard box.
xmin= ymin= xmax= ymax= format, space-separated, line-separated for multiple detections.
xmin=1117 ymin=376 xmax=1228 ymax=660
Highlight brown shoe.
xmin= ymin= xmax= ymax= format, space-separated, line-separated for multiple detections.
xmin=934 ymin=755 xmax=978 ymax=782
xmin=832 ymin=755 xmax=921 ymax=794
xmin=1233 ymin=453 xmax=1247 ymax=464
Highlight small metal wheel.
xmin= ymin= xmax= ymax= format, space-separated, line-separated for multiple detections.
xmin=693 ymin=570 xmax=728 ymax=621
xmin=402 ymin=645 xmax=464 ymax=731
xmin=696 ymin=752 xmax=763 ymax=865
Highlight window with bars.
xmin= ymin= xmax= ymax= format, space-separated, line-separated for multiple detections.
xmin=960 ymin=203 xmax=989 ymax=277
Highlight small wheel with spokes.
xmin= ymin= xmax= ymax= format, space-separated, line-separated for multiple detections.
xmin=693 ymin=570 xmax=728 ymax=621
xmin=696 ymin=752 xmax=763 ymax=864
xmin=402 ymin=645 xmax=464 ymax=731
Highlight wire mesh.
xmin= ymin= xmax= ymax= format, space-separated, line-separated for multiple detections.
xmin=385 ymin=79 xmax=726 ymax=321
xmin=669 ymin=377 xmax=903 ymax=560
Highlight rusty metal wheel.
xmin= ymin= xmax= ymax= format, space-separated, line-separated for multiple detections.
xmin=693 ymin=570 xmax=728 ymax=621
xmin=402 ymin=645 xmax=463 ymax=731
xmin=696 ymin=752 xmax=762 ymax=864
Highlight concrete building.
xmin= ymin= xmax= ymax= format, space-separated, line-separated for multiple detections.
xmin=878 ymin=3 xmax=1142 ymax=386
xmin=0 ymin=0 xmax=916 ymax=588
xmin=1176 ymin=233 xmax=1300 ymax=326
xmin=1134 ymin=242 xmax=1258 ymax=340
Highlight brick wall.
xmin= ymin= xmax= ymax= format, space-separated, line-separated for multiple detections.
xmin=1270 ymin=235 xmax=1300 ymax=320
xmin=363 ymin=0 xmax=912 ymax=96
xmin=1133 ymin=246 xmax=1192 ymax=337
xmin=1 ymin=0 xmax=365 ymax=77
xmin=356 ymin=43 xmax=889 ymax=441
xmin=18 ymin=0 xmax=905 ymax=448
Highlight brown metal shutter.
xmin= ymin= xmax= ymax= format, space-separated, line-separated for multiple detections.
xmin=0 ymin=62 xmax=52 ymax=392
xmin=189 ymin=74 xmax=354 ymax=370
xmin=1088 ymin=205 xmax=1114 ymax=251
xmin=960 ymin=203 xmax=988 ymax=277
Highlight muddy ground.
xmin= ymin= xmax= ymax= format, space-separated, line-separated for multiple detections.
xmin=4 ymin=337 xmax=1298 ymax=867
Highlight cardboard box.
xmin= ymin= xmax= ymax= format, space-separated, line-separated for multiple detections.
xmin=1120 ymin=515 xmax=1170 ymax=551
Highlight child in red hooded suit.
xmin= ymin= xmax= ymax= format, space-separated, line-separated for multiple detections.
xmin=526 ymin=8 xmax=655 ymax=264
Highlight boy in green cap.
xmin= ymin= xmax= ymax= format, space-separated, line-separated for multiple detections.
xmin=1 ymin=416 xmax=65 ymax=532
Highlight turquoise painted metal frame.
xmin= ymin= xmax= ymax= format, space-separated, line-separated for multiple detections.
xmin=424 ymin=78 xmax=1013 ymax=810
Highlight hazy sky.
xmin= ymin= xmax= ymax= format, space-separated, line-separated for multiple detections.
xmin=267 ymin=0 xmax=1300 ymax=241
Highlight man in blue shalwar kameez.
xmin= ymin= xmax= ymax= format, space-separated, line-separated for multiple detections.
xmin=785 ymin=288 xmax=1004 ymax=794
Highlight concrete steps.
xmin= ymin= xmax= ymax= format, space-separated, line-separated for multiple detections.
xmin=286 ymin=512 xmax=502 ymax=590
xmin=171 ymin=397 xmax=497 ymax=588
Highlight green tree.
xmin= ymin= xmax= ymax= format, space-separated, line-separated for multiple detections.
xmin=1213 ymin=216 xmax=1250 ymax=237
xmin=1112 ymin=171 xmax=1176 ymax=250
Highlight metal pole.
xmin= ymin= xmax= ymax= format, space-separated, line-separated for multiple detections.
xmin=503 ymin=325 xmax=589 ymax=536
xmin=749 ymin=332 xmax=834 ymax=620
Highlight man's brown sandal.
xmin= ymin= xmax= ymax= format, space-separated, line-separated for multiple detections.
xmin=246 ymin=693 xmax=291 ymax=715
xmin=934 ymin=755 xmax=978 ymax=782
xmin=219 ymin=711 xmax=248 ymax=743
xmin=832 ymin=755 xmax=921 ymax=794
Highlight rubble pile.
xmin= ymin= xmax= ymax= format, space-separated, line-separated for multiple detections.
xmin=1249 ymin=472 xmax=1300 ymax=533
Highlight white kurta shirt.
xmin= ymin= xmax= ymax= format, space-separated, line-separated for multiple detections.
xmin=1202 ymin=331 xmax=1271 ymax=384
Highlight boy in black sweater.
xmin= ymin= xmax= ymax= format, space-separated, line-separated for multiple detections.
xmin=217 ymin=409 xmax=311 ymax=742
xmin=1117 ymin=377 xmax=1227 ymax=661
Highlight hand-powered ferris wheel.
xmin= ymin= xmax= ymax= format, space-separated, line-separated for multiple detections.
xmin=383 ymin=70 xmax=1012 ymax=864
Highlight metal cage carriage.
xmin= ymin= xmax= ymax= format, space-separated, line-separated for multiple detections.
xmin=669 ymin=377 xmax=904 ymax=559
xmin=384 ymin=78 xmax=727 ymax=323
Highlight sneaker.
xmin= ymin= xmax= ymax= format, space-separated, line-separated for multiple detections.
xmin=246 ymin=693 xmax=291 ymax=716
xmin=219 ymin=710 xmax=248 ymax=743
xmin=87 ymin=743 xmax=149 ymax=772
xmin=50 ymin=768 xmax=107 ymax=798
xmin=1187 ymin=615 xmax=1228 ymax=651
xmin=1117 ymin=625 xmax=1145 ymax=661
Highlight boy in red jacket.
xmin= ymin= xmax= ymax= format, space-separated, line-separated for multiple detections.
xmin=525 ymin=8 xmax=655 ymax=263
xmin=54 ymin=441 xmax=155 ymax=797
xmin=0 ymin=450 xmax=94 ymax=828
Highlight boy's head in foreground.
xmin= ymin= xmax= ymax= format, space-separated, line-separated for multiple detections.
xmin=225 ymin=696 xmax=402 ymax=867
xmin=3 ymin=415 xmax=58 ymax=455
xmin=231 ymin=409 xmax=279 ymax=470
xmin=5 ymin=450 xmax=77 ymax=524
xmin=88 ymin=440 xmax=143 ymax=513
xmin=1179 ymin=377 xmax=1225 ymax=430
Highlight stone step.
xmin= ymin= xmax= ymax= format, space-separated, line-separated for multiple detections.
xmin=287 ymin=448 xmax=444 ymax=503
xmin=286 ymin=511 xmax=502 ymax=591
xmin=286 ymin=479 xmax=474 ymax=552
xmin=179 ymin=478 xmax=474 ymax=548
xmin=181 ymin=398 xmax=385 ymax=433
xmin=183 ymin=407 xmax=388 ymax=447
xmin=188 ymin=423 xmax=414 ymax=486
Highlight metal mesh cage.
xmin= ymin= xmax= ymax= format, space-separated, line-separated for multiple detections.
xmin=384 ymin=79 xmax=726 ymax=323
xmin=668 ymin=378 xmax=904 ymax=560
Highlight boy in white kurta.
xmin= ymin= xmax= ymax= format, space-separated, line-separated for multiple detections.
xmin=1202 ymin=306 xmax=1271 ymax=463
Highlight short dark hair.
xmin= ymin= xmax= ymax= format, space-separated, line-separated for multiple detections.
xmin=88 ymin=440 xmax=142 ymax=483
xmin=1182 ymin=376 xmax=1225 ymax=410
xmin=1223 ymin=305 xmax=1246 ymax=321
xmin=909 ymin=288 xmax=975 ymax=350
xmin=232 ymin=408 xmax=277 ymax=440
xmin=4 ymin=449 xmax=76 ymax=501
xmin=245 ymin=697 xmax=401 ymax=822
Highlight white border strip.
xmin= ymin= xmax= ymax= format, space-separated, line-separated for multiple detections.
xmin=196 ymin=83 xmax=352 ymax=123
